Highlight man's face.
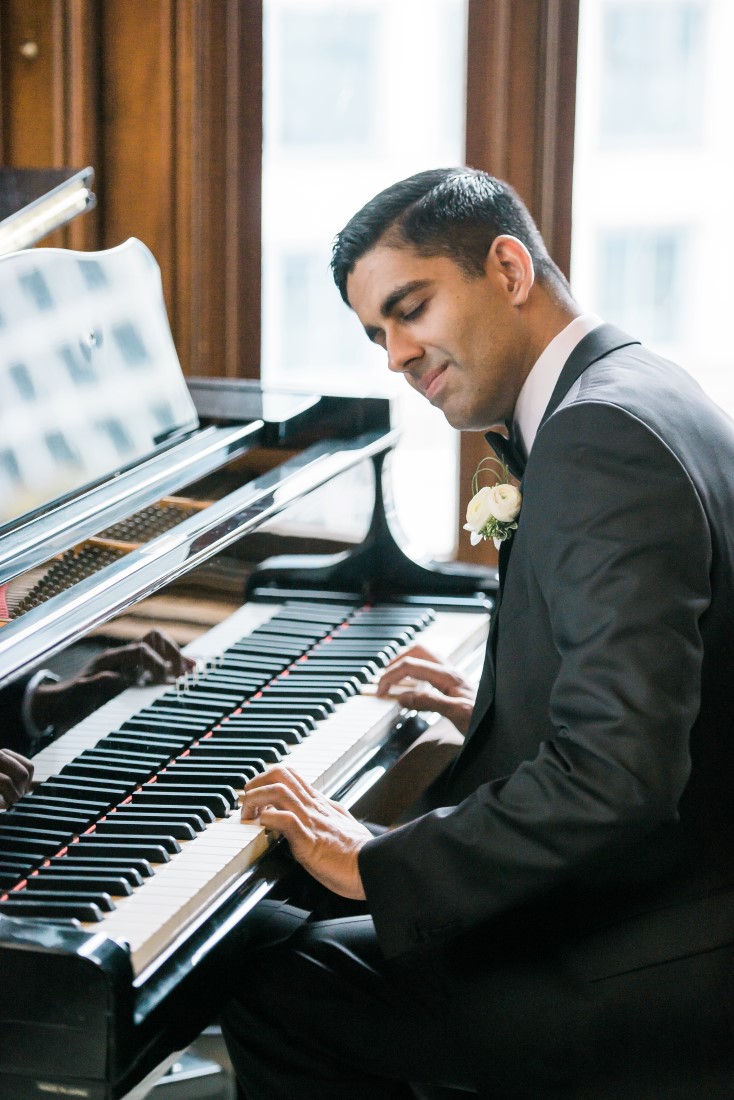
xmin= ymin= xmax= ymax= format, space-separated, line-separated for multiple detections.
xmin=346 ymin=241 xmax=533 ymax=431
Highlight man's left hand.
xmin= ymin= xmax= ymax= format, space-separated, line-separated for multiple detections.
xmin=239 ymin=766 xmax=371 ymax=900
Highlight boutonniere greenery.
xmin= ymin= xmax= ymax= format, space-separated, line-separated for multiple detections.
xmin=464 ymin=457 xmax=522 ymax=550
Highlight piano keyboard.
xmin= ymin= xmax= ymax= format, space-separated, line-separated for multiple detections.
xmin=1 ymin=599 xmax=488 ymax=976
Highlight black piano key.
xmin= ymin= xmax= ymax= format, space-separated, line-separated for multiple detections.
xmin=179 ymin=748 xmax=283 ymax=765
xmin=0 ymin=836 xmax=66 ymax=859
xmin=79 ymin=746 xmax=173 ymax=767
xmin=121 ymin=715 xmax=211 ymax=736
xmin=49 ymin=854 xmax=153 ymax=880
xmin=0 ymin=858 xmax=37 ymax=874
xmin=253 ymin=623 xmax=326 ymax=641
xmin=156 ymin=768 xmax=254 ymax=786
xmin=0 ymin=872 xmax=25 ymax=889
xmin=27 ymin=873 xmax=133 ymax=896
xmin=93 ymin=820 xmax=191 ymax=845
xmin=339 ymin=627 xmax=416 ymax=643
xmin=187 ymin=676 xmax=265 ymax=696
xmin=135 ymin=704 xmax=225 ymax=723
xmin=20 ymin=793 xmax=110 ymax=815
xmin=3 ymin=888 xmax=116 ymax=912
xmin=0 ymin=898 xmax=106 ymax=921
xmin=69 ymin=837 xmax=171 ymax=862
xmin=296 ymin=660 xmax=379 ymax=681
xmin=40 ymin=779 xmax=130 ymax=806
xmin=105 ymin=729 xmax=193 ymax=749
xmin=112 ymin=805 xmax=213 ymax=828
xmin=0 ymin=824 xmax=73 ymax=846
xmin=152 ymin=694 xmax=239 ymax=716
xmin=228 ymin=639 xmax=305 ymax=657
xmin=98 ymin=816 xmax=197 ymax=841
xmin=215 ymin=721 xmax=310 ymax=742
xmin=130 ymin=787 xmax=234 ymax=814
xmin=260 ymin=686 xmax=347 ymax=706
xmin=60 ymin=760 xmax=154 ymax=783
xmin=217 ymin=653 xmax=286 ymax=672
xmin=238 ymin=701 xmax=330 ymax=721
xmin=276 ymin=675 xmax=359 ymax=695
xmin=186 ymin=739 xmax=289 ymax=758
xmin=42 ymin=862 xmax=143 ymax=888
xmin=309 ymin=644 xmax=396 ymax=665
xmin=2 ymin=808 xmax=91 ymax=833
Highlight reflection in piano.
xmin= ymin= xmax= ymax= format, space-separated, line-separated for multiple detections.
xmin=0 ymin=239 xmax=495 ymax=1099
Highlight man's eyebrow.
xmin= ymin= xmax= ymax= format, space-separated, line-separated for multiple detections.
xmin=362 ymin=279 xmax=432 ymax=343
xmin=380 ymin=280 xmax=431 ymax=319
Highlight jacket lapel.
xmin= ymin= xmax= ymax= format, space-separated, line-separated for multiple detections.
xmin=461 ymin=323 xmax=640 ymax=745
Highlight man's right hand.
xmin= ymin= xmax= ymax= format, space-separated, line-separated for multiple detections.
xmin=0 ymin=748 xmax=34 ymax=806
xmin=375 ymin=644 xmax=477 ymax=734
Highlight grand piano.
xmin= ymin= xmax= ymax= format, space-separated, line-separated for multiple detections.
xmin=0 ymin=237 xmax=495 ymax=1099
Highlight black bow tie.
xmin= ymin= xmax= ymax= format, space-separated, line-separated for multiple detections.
xmin=484 ymin=421 xmax=526 ymax=480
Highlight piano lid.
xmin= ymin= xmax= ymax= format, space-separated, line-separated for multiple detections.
xmin=0 ymin=238 xmax=200 ymax=530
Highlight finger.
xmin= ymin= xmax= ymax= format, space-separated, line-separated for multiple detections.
xmin=240 ymin=765 xmax=315 ymax=801
xmin=240 ymin=779 xmax=312 ymax=821
xmin=140 ymin=629 xmax=196 ymax=676
xmin=3 ymin=749 xmax=35 ymax=784
xmin=251 ymin=805 xmax=306 ymax=842
xmin=385 ymin=687 xmax=474 ymax=733
xmin=382 ymin=644 xmax=440 ymax=673
xmin=86 ymin=641 xmax=171 ymax=684
xmin=376 ymin=656 xmax=463 ymax=697
xmin=0 ymin=750 xmax=33 ymax=804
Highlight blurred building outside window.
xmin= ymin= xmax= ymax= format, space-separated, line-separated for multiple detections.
xmin=262 ymin=0 xmax=468 ymax=559
xmin=572 ymin=0 xmax=734 ymax=417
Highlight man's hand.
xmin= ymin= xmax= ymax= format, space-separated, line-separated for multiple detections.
xmin=376 ymin=644 xmax=476 ymax=734
xmin=239 ymin=766 xmax=371 ymax=899
xmin=0 ymin=748 xmax=34 ymax=806
xmin=31 ymin=629 xmax=196 ymax=736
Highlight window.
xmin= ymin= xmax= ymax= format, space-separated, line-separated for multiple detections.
xmin=598 ymin=228 xmax=688 ymax=342
xmin=278 ymin=10 xmax=378 ymax=149
xmin=572 ymin=0 xmax=734 ymax=413
xmin=262 ymin=0 xmax=468 ymax=557
xmin=600 ymin=2 xmax=706 ymax=145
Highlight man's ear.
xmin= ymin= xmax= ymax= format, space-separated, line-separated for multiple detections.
xmin=486 ymin=235 xmax=535 ymax=305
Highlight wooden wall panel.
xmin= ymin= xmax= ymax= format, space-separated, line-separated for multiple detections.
xmin=0 ymin=0 xmax=99 ymax=250
xmin=457 ymin=0 xmax=580 ymax=561
xmin=0 ymin=0 xmax=262 ymax=379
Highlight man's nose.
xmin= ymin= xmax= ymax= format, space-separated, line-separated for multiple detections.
xmin=385 ymin=329 xmax=422 ymax=374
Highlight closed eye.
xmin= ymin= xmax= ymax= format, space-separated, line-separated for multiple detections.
xmin=402 ymin=301 xmax=426 ymax=322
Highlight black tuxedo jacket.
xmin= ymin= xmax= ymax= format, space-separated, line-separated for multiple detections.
xmin=360 ymin=324 xmax=734 ymax=982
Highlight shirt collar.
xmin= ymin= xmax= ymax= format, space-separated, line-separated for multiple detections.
xmin=514 ymin=313 xmax=603 ymax=457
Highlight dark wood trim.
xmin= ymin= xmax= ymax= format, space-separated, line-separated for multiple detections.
xmin=459 ymin=0 xmax=580 ymax=561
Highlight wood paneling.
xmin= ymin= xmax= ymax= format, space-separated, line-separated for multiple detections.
xmin=458 ymin=0 xmax=580 ymax=561
xmin=0 ymin=0 xmax=262 ymax=379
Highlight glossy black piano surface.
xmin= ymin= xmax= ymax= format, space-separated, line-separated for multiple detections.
xmin=0 ymin=239 xmax=495 ymax=1099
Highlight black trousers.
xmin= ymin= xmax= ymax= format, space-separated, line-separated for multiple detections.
xmin=220 ymin=877 xmax=734 ymax=1100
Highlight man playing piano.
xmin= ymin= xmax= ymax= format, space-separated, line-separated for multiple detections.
xmin=224 ymin=168 xmax=734 ymax=1097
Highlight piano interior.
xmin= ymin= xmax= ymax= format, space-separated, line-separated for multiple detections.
xmin=0 ymin=239 xmax=495 ymax=1098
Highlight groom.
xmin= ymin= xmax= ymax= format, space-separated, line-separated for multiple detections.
xmin=223 ymin=168 xmax=734 ymax=1098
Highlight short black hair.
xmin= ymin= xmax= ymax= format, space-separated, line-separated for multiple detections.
xmin=330 ymin=166 xmax=571 ymax=304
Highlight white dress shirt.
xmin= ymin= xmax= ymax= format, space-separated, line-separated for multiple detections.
xmin=514 ymin=313 xmax=603 ymax=459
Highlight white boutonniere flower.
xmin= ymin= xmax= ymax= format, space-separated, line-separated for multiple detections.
xmin=464 ymin=458 xmax=522 ymax=550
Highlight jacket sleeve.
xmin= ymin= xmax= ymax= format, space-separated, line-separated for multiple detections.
xmin=358 ymin=401 xmax=712 ymax=958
